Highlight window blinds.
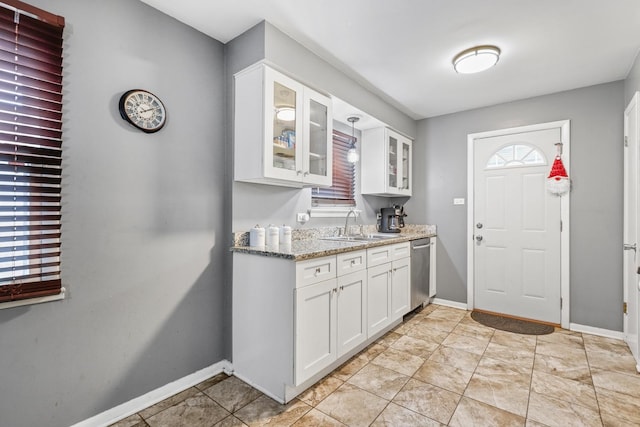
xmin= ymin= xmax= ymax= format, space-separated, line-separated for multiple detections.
xmin=312 ymin=129 xmax=356 ymax=206
xmin=0 ymin=2 xmax=64 ymax=303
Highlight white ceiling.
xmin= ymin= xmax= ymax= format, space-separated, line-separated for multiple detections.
xmin=140 ymin=0 xmax=640 ymax=120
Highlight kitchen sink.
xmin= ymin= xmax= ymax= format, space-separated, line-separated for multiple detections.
xmin=320 ymin=234 xmax=399 ymax=242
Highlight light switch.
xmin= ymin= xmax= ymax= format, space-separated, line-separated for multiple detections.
xmin=453 ymin=198 xmax=465 ymax=205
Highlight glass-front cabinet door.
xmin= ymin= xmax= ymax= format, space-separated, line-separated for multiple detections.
xmin=387 ymin=134 xmax=398 ymax=189
xmin=385 ymin=129 xmax=412 ymax=195
xmin=256 ymin=65 xmax=332 ymax=186
xmin=234 ymin=63 xmax=333 ymax=187
xmin=264 ymin=67 xmax=304 ymax=182
xmin=400 ymin=138 xmax=411 ymax=195
xmin=303 ymin=88 xmax=332 ymax=187
xmin=361 ymin=126 xmax=413 ymax=196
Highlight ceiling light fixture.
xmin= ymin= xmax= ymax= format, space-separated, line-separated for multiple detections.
xmin=452 ymin=45 xmax=501 ymax=74
xmin=347 ymin=116 xmax=360 ymax=164
xmin=276 ymin=106 xmax=295 ymax=121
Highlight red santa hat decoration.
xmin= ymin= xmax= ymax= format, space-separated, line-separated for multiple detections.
xmin=547 ymin=143 xmax=570 ymax=195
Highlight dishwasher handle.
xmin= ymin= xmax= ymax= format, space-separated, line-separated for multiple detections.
xmin=412 ymin=244 xmax=430 ymax=249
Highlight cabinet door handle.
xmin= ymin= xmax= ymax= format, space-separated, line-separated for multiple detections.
xmin=303 ymin=171 xmax=309 ymax=177
xmin=297 ymin=170 xmax=303 ymax=176
xmin=314 ymin=267 xmax=321 ymax=276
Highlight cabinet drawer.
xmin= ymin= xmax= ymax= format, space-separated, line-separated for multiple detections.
xmin=336 ymin=250 xmax=366 ymax=276
xmin=367 ymin=245 xmax=393 ymax=267
xmin=391 ymin=242 xmax=410 ymax=260
xmin=296 ymin=256 xmax=336 ymax=287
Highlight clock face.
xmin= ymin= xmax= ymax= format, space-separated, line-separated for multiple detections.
xmin=118 ymin=89 xmax=166 ymax=133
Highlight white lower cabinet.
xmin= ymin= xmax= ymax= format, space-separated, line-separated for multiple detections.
xmin=336 ymin=270 xmax=368 ymax=356
xmin=391 ymin=257 xmax=411 ymax=320
xmin=367 ymin=263 xmax=392 ymax=336
xmin=233 ymin=243 xmax=410 ymax=404
xmin=296 ymin=263 xmax=368 ymax=386
xmin=366 ymin=242 xmax=411 ymax=336
xmin=366 ymin=257 xmax=410 ymax=336
xmin=295 ymin=278 xmax=338 ymax=385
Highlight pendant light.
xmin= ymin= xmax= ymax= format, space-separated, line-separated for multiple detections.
xmin=347 ymin=116 xmax=360 ymax=163
xmin=453 ymin=45 xmax=501 ymax=74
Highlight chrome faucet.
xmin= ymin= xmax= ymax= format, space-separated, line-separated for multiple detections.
xmin=344 ymin=209 xmax=358 ymax=237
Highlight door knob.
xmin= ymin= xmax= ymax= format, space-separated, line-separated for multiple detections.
xmin=476 ymin=235 xmax=483 ymax=243
xmin=476 ymin=223 xmax=483 ymax=229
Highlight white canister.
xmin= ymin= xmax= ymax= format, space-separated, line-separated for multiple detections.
xmin=249 ymin=225 xmax=265 ymax=247
xmin=279 ymin=225 xmax=292 ymax=247
xmin=265 ymin=224 xmax=280 ymax=249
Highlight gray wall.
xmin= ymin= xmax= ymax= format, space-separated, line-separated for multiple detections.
xmin=0 ymin=1 xmax=228 ymax=426
xmin=411 ymin=81 xmax=624 ymax=331
xmin=625 ymin=50 xmax=640 ymax=105
xmin=227 ymin=22 xmax=416 ymax=233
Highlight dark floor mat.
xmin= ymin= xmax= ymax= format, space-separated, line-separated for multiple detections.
xmin=471 ymin=311 xmax=554 ymax=335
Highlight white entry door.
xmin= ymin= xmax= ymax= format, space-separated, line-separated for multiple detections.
xmin=473 ymin=126 xmax=564 ymax=324
xmin=623 ymin=92 xmax=640 ymax=370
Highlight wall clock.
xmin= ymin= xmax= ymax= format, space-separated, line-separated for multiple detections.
xmin=118 ymin=89 xmax=166 ymax=133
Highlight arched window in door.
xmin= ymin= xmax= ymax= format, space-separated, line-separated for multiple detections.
xmin=486 ymin=143 xmax=547 ymax=169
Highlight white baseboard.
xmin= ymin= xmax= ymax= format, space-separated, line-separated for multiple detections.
xmin=431 ymin=298 xmax=468 ymax=311
xmin=569 ymin=323 xmax=624 ymax=340
xmin=70 ymin=359 xmax=233 ymax=427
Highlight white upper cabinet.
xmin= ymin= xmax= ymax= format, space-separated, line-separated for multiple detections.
xmin=234 ymin=63 xmax=333 ymax=187
xmin=361 ymin=127 xmax=412 ymax=196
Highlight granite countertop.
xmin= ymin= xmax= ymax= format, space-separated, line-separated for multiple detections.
xmin=230 ymin=225 xmax=436 ymax=261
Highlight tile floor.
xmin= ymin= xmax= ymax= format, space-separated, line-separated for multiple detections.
xmin=109 ymin=304 xmax=640 ymax=427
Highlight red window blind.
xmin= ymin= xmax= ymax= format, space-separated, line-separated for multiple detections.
xmin=0 ymin=1 xmax=64 ymax=303
xmin=312 ymin=129 xmax=356 ymax=207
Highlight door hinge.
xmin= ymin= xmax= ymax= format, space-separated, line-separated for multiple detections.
xmin=560 ymin=298 xmax=563 ymax=309
xmin=625 ymin=136 xmax=629 ymax=147
xmin=560 ymin=220 xmax=563 ymax=232
xmin=624 ymin=302 xmax=628 ymax=314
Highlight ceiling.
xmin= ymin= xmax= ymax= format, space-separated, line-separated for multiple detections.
xmin=140 ymin=0 xmax=640 ymax=120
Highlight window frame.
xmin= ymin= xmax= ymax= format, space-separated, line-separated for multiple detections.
xmin=485 ymin=143 xmax=548 ymax=170
xmin=311 ymin=128 xmax=356 ymax=209
xmin=0 ymin=0 xmax=65 ymax=309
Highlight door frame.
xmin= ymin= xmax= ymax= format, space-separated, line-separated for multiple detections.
xmin=623 ymin=91 xmax=639 ymax=369
xmin=466 ymin=120 xmax=571 ymax=328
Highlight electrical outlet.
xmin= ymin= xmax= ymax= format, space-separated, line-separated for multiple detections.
xmin=296 ymin=212 xmax=310 ymax=224
xmin=453 ymin=198 xmax=465 ymax=205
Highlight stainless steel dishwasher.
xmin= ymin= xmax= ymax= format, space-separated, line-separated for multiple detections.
xmin=410 ymin=238 xmax=431 ymax=310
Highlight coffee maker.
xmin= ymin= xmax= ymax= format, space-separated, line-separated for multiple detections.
xmin=377 ymin=205 xmax=407 ymax=233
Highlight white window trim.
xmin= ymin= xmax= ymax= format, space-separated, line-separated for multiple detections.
xmin=308 ymin=207 xmax=361 ymax=218
xmin=0 ymin=287 xmax=66 ymax=310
